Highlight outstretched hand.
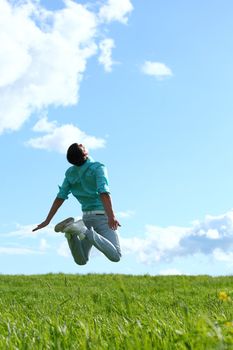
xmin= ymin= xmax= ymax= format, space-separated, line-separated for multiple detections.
xmin=32 ymin=220 xmax=50 ymax=232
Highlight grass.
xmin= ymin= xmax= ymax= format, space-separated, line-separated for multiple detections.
xmin=0 ymin=274 xmax=233 ymax=349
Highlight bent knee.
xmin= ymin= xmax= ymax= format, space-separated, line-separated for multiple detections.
xmin=110 ymin=253 xmax=121 ymax=263
xmin=74 ymin=257 xmax=88 ymax=265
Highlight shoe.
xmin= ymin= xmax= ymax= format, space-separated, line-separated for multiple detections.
xmin=55 ymin=218 xmax=87 ymax=240
xmin=54 ymin=217 xmax=74 ymax=233
xmin=67 ymin=219 xmax=87 ymax=240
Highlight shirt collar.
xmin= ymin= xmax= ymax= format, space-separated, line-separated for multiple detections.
xmin=76 ymin=157 xmax=94 ymax=177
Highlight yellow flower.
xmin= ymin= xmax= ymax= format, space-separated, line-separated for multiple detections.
xmin=218 ymin=291 xmax=231 ymax=301
xmin=225 ymin=322 xmax=233 ymax=334
xmin=225 ymin=322 xmax=233 ymax=327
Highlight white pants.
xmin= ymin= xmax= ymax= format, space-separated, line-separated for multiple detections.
xmin=67 ymin=214 xmax=121 ymax=265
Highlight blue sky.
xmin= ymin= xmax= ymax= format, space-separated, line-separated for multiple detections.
xmin=1 ymin=0 xmax=233 ymax=275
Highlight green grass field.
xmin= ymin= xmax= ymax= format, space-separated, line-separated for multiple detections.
xmin=1 ymin=274 xmax=233 ymax=349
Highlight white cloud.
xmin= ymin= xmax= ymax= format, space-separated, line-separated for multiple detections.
xmin=32 ymin=116 xmax=58 ymax=133
xmin=98 ymin=0 xmax=133 ymax=24
xmin=213 ymin=248 xmax=233 ymax=264
xmin=3 ymin=210 xmax=233 ymax=265
xmin=26 ymin=118 xmax=106 ymax=153
xmin=57 ymin=241 xmax=70 ymax=257
xmin=39 ymin=238 xmax=50 ymax=252
xmin=0 ymin=0 xmax=35 ymax=89
xmin=5 ymin=223 xmax=56 ymax=238
xmin=206 ymin=229 xmax=220 ymax=239
xmin=0 ymin=0 xmax=133 ymax=135
xmin=98 ymin=38 xmax=115 ymax=72
xmin=0 ymin=238 xmax=49 ymax=256
xmin=141 ymin=61 xmax=173 ymax=79
xmin=121 ymin=210 xmax=233 ymax=265
xmin=0 ymin=0 xmax=97 ymax=134
xmin=4 ymin=215 xmax=83 ymax=240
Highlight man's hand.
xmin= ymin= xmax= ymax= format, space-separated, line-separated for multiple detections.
xmin=32 ymin=198 xmax=64 ymax=232
xmin=32 ymin=220 xmax=50 ymax=232
xmin=108 ymin=216 xmax=121 ymax=231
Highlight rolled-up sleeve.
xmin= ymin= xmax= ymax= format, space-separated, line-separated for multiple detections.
xmin=96 ymin=165 xmax=110 ymax=194
xmin=56 ymin=177 xmax=71 ymax=200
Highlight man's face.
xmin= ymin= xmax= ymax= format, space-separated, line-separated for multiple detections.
xmin=77 ymin=144 xmax=88 ymax=158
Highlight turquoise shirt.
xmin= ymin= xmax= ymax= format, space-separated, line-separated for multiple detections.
xmin=56 ymin=158 xmax=110 ymax=211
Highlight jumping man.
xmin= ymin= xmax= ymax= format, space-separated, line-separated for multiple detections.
xmin=33 ymin=143 xmax=121 ymax=265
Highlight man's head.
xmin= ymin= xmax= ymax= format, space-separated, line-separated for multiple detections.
xmin=66 ymin=143 xmax=89 ymax=166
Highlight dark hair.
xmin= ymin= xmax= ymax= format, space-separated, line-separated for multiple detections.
xmin=66 ymin=143 xmax=87 ymax=166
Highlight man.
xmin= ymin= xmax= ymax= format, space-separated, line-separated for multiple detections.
xmin=33 ymin=143 xmax=121 ymax=265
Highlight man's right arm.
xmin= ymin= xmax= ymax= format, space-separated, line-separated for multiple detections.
xmin=32 ymin=197 xmax=65 ymax=231
xmin=32 ymin=173 xmax=71 ymax=232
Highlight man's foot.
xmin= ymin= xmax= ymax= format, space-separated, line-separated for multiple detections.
xmin=54 ymin=217 xmax=74 ymax=233
xmin=54 ymin=218 xmax=87 ymax=240
xmin=69 ymin=219 xmax=87 ymax=240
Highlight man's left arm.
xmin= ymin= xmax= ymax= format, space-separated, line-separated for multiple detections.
xmin=96 ymin=164 xmax=121 ymax=230
xmin=100 ymin=192 xmax=121 ymax=230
